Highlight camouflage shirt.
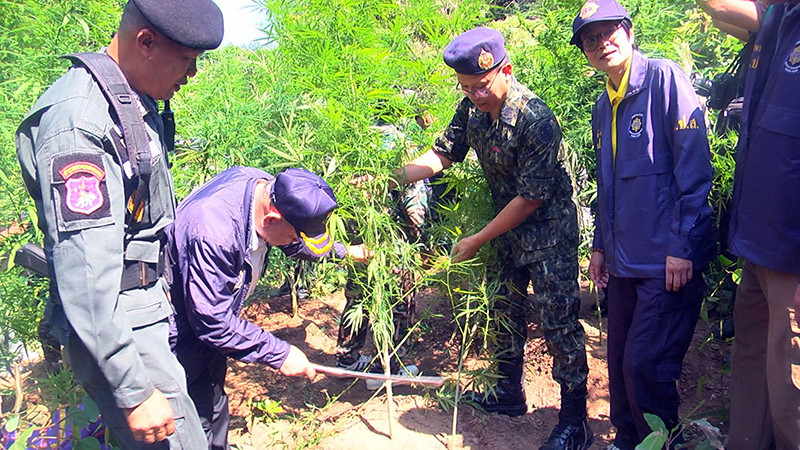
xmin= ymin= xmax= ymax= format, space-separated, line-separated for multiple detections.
xmin=432 ymin=79 xmax=578 ymax=265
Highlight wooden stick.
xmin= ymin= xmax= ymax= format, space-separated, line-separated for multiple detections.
xmin=310 ymin=363 xmax=445 ymax=388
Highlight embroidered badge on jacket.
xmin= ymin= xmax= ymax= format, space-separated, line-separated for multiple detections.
xmin=675 ymin=115 xmax=700 ymax=131
xmin=629 ymin=113 xmax=644 ymax=138
xmin=786 ymin=42 xmax=800 ymax=74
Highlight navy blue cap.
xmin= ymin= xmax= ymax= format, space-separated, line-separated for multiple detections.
xmin=130 ymin=0 xmax=224 ymax=50
xmin=271 ymin=168 xmax=337 ymax=255
xmin=570 ymin=0 xmax=631 ymax=47
xmin=443 ymin=27 xmax=507 ymax=75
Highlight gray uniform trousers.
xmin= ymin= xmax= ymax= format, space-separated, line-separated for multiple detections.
xmin=64 ymin=280 xmax=206 ymax=450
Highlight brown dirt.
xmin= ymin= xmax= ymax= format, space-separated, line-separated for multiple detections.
xmin=224 ymin=281 xmax=732 ymax=449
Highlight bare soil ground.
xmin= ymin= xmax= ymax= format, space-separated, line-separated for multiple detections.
xmin=224 ymin=281 xmax=731 ymax=449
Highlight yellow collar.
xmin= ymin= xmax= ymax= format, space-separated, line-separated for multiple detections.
xmin=606 ymin=59 xmax=632 ymax=105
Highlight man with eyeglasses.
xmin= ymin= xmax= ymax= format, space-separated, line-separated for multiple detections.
xmin=382 ymin=27 xmax=592 ymax=450
xmin=572 ymin=1 xmax=716 ymax=449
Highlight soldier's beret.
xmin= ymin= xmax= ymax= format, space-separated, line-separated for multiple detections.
xmin=130 ymin=0 xmax=224 ymax=50
xmin=443 ymin=27 xmax=507 ymax=75
xmin=570 ymin=0 xmax=631 ymax=47
xmin=271 ymin=168 xmax=338 ymax=255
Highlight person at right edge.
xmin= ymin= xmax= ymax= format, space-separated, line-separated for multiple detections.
xmin=725 ymin=1 xmax=800 ymax=448
xmin=572 ymin=1 xmax=716 ymax=449
xmin=376 ymin=27 xmax=593 ymax=449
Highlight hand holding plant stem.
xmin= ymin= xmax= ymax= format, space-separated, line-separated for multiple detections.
xmin=349 ymin=173 xmax=389 ymax=201
xmin=589 ymin=251 xmax=609 ymax=288
xmin=451 ymin=196 xmax=542 ymax=263
xmin=349 ymin=173 xmax=376 ymax=187
xmin=346 ymin=244 xmax=375 ymax=263
xmin=451 ymin=234 xmax=482 ymax=263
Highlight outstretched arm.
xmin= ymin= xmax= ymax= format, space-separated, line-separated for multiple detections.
xmin=390 ymin=148 xmax=453 ymax=189
xmin=696 ymin=0 xmax=760 ymax=35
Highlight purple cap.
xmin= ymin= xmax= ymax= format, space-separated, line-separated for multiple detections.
xmin=443 ymin=27 xmax=507 ymax=75
xmin=570 ymin=0 xmax=631 ymax=47
xmin=271 ymin=168 xmax=337 ymax=255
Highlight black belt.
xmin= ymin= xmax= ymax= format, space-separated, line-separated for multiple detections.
xmin=120 ymin=252 xmax=164 ymax=292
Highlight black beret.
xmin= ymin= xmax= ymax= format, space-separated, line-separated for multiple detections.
xmin=443 ymin=27 xmax=507 ymax=75
xmin=131 ymin=0 xmax=224 ymax=50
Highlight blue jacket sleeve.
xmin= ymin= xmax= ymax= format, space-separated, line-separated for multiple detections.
xmin=661 ymin=63 xmax=714 ymax=260
xmin=184 ymin=237 xmax=291 ymax=369
xmin=590 ymin=103 xmax=605 ymax=251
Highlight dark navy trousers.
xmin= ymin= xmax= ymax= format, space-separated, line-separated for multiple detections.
xmin=606 ymin=273 xmax=706 ymax=449
xmin=185 ymin=352 xmax=230 ymax=450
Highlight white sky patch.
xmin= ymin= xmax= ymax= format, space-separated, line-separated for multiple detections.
xmin=212 ymin=0 xmax=268 ymax=47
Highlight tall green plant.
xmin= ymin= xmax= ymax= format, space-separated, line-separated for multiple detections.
xmin=0 ymin=0 xmax=746 ymax=445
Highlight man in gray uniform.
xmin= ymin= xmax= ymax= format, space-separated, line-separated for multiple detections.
xmin=15 ymin=0 xmax=223 ymax=447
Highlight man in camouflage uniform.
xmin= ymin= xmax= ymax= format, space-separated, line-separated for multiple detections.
xmin=384 ymin=27 xmax=592 ymax=450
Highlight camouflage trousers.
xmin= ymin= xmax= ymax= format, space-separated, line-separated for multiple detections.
xmin=335 ymin=182 xmax=431 ymax=362
xmin=495 ymin=254 xmax=589 ymax=393
xmin=394 ymin=179 xmax=430 ymax=241
xmin=335 ymin=263 xmax=416 ymax=362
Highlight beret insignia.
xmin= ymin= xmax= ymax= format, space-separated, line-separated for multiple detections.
xmin=478 ymin=49 xmax=495 ymax=70
xmin=785 ymin=42 xmax=800 ymax=74
xmin=580 ymin=1 xmax=600 ymax=19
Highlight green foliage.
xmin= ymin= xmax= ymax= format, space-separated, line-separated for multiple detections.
xmin=0 ymin=268 xmax=47 ymax=369
xmin=0 ymin=0 xmax=746 ymax=446
xmin=637 ymin=413 xmax=668 ymax=450
xmin=0 ymin=0 xmax=124 ymax=370
xmin=248 ymin=396 xmax=285 ymax=426
xmin=0 ymin=0 xmax=124 ymax=236
xmin=0 ymin=2 xmax=121 ymax=446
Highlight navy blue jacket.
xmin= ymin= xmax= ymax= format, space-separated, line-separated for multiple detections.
xmin=166 ymin=166 xmax=344 ymax=382
xmin=728 ymin=3 xmax=800 ymax=275
xmin=591 ymin=51 xmax=716 ymax=278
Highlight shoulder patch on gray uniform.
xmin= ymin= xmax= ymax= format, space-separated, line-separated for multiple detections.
xmin=51 ymin=152 xmax=111 ymax=223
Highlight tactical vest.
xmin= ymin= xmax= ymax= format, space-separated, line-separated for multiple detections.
xmin=64 ymin=53 xmax=176 ymax=291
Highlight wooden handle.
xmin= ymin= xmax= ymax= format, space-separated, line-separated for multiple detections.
xmin=311 ymin=364 xmax=445 ymax=387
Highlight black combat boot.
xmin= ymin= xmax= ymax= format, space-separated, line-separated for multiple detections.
xmin=539 ymin=385 xmax=594 ymax=450
xmin=463 ymin=358 xmax=527 ymax=417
